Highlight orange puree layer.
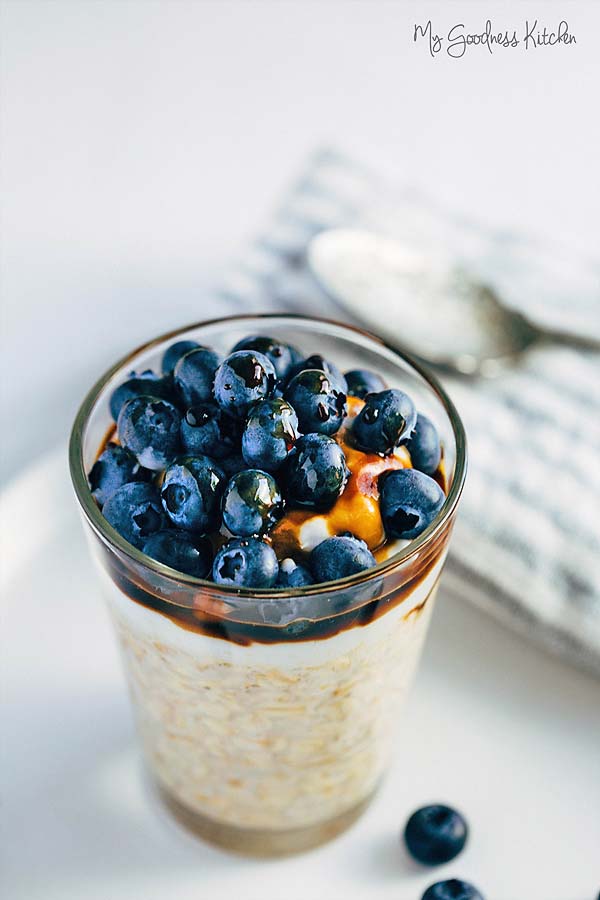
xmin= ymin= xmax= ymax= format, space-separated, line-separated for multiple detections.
xmin=271 ymin=397 xmax=412 ymax=558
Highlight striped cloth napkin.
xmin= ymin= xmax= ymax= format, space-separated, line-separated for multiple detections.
xmin=213 ymin=148 xmax=600 ymax=676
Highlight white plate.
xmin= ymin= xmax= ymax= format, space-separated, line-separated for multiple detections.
xmin=2 ymin=449 xmax=600 ymax=900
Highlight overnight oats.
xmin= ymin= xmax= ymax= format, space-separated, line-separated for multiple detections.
xmin=69 ymin=314 xmax=466 ymax=855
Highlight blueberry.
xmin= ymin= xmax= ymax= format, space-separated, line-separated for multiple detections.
xmin=173 ymin=347 xmax=222 ymax=407
xmin=181 ymin=402 xmax=240 ymax=457
xmin=161 ymin=455 xmax=225 ymax=533
xmin=142 ymin=529 xmax=212 ymax=578
xmin=88 ymin=443 xmax=151 ymax=507
xmin=109 ymin=370 xmax=173 ymax=421
xmin=352 ymin=388 xmax=417 ymax=454
xmin=285 ymin=354 xmax=347 ymax=393
xmin=103 ymin=482 xmax=166 ymax=549
xmin=405 ymin=413 xmax=441 ymax=475
xmin=272 ymin=380 xmax=286 ymax=399
xmin=284 ymin=369 xmax=347 ymax=436
xmin=276 ymin=558 xmax=314 ymax=588
xmin=118 ymin=396 xmax=182 ymax=470
xmin=285 ymin=433 xmax=350 ymax=509
xmin=404 ymin=804 xmax=468 ymax=866
xmin=222 ymin=469 xmax=284 ymax=537
xmin=345 ymin=368 xmax=387 ymax=399
xmin=380 ymin=468 xmax=445 ymax=539
xmin=213 ymin=350 xmax=277 ymax=418
xmin=310 ymin=535 xmax=376 ymax=582
xmin=212 ymin=538 xmax=279 ymax=588
xmin=242 ymin=398 xmax=299 ymax=472
xmin=219 ymin=452 xmax=246 ymax=478
xmin=161 ymin=340 xmax=200 ymax=375
xmin=232 ymin=335 xmax=302 ymax=380
xmin=421 ymin=880 xmax=483 ymax=900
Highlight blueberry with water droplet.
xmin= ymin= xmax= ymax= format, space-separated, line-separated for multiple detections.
xmin=161 ymin=455 xmax=225 ymax=533
xmin=284 ymin=369 xmax=347 ymax=436
xmin=285 ymin=433 xmax=349 ymax=509
xmin=232 ymin=335 xmax=302 ymax=380
xmin=221 ymin=469 xmax=284 ymax=537
xmin=181 ymin=402 xmax=240 ymax=458
xmin=352 ymin=389 xmax=417 ymax=454
xmin=285 ymin=354 xmax=347 ymax=393
xmin=213 ymin=350 xmax=277 ymax=417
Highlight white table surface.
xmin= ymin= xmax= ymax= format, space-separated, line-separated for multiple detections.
xmin=2 ymin=3 xmax=600 ymax=897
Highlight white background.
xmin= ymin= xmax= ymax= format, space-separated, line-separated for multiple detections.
xmin=2 ymin=2 xmax=600 ymax=899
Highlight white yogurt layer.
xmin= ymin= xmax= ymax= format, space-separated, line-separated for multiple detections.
xmin=98 ymin=555 xmax=445 ymax=831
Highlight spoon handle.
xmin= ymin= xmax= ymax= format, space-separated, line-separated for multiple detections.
xmin=533 ymin=324 xmax=600 ymax=354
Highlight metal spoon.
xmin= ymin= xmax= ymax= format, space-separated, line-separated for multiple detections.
xmin=308 ymin=228 xmax=599 ymax=377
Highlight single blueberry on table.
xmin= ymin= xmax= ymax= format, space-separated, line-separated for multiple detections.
xmin=161 ymin=455 xmax=225 ymax=533
xmin=276 ymin=558 xmax=314 ymax=588
xmin=232 ymin=334 xmax=302 ymax=380
xmin=118 ymin=396 xmax=182 ymax=471
xmin=405 ymin=413 xmax=441 ymax=475
xmin=103 ymin=482 xmax=166 ymax=549
xmin=345 ymin=368 xmax=387 ymax=399
xmin=213 ymin=350 xmax=277 ymax=418
xmin=352 ymin=388 xmax=417 ymax=454
xmin=88 ymin=442 xmax=151 ymax=507
xmin=379 ymin=468 xmax=445 ymax=539
xmin=242 ymin=397 xmax=299 ymax=472
xmin=310 ymin=535 xmax=376 ymax=583
xmin=142 ymin=529 xmax=213 ymax=578
xmin=284 ymin=369 xmax=347 ymax=436
xmin=285 ymin=433 xmax=350 ymax=510
xmin=180 ymin=402 xmax=240 ymax=458
xmin=421 ymin=880 xmax=483 ymax=900
xmin=109 ymin=370 xmax=173 ymax=422
xmin=284 ymin=354 xmax=348 ymax=394
xmin=161 ymin=339 xmax=200 ymax=376
xmin=174 ymin=347 xmax=222 ymax=407
xmin=221 ymin=469 xmax=284 ymax=537
xmin=404 ymin=804 xmax=468 ymax=866
xmin=212 ymin=538 xmax=279 ymax=588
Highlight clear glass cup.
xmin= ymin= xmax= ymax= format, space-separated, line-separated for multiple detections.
xmin=69 ymin=314 xmax=467 ymax=856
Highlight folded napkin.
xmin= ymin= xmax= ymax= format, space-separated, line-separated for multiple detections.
xmin=214 ymin=148 xmax=600 ymax=676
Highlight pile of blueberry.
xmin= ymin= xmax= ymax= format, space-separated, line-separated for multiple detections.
xmin=403 ymin=804 xmax=483 ymax=900
xmin=88 ymin=334 xmax=445 ymax=588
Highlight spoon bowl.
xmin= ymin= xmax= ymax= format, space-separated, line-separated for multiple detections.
xmin=308 ymin=229 xmax=549 ymax=376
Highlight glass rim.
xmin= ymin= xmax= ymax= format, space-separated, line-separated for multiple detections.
xmin=69 ymin=312 xmax=467 ymax=601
